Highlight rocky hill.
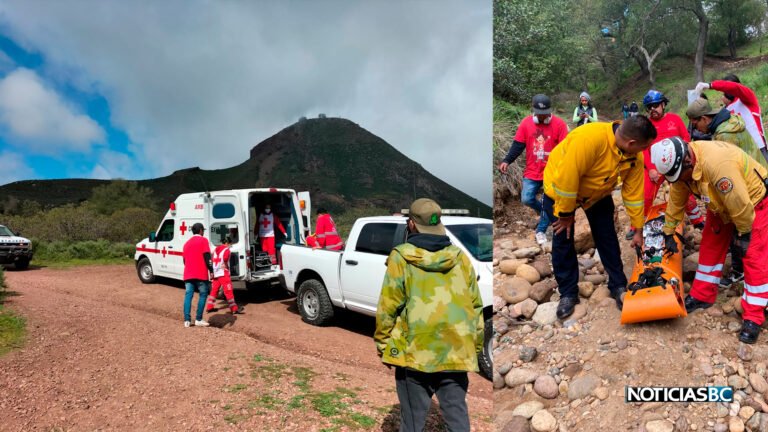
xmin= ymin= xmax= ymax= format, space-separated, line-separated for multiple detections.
xmin=0 ymin=117 xmax=490 ymax=216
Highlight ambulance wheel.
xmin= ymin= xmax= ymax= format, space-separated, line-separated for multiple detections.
xmin=297 ymin=279 xmax=334 ymax=326
xmin=14 ymin=259 xmax=29 ymax=270
xmin=478 ymin=317 xmax=493 ymax=380
xmin=137 ymin=258 xmax=156 ymax=284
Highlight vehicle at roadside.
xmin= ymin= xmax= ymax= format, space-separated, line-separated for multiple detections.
xmin=281 ymin=215 xmax=494 ymax=378
xmin=134 ymin=188 xmax=310 ymax=289
xmin=0 ymin=224 xmax=33 ymax=270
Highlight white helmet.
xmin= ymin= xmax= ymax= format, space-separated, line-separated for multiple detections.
xmin=650 ymin=136 xmax=687 ymax=182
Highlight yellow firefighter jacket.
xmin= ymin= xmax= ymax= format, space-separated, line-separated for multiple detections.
xmin=543 ymin=122 xmax=645 ymax=229
xmin=664 ymin=140 xmax=768 ymax=235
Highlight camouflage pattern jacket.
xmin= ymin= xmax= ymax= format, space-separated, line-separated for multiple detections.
xmin=374 ymin=236 xmax=483 ymax=373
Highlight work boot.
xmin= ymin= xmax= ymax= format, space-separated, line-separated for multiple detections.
xmin=738 ymin=320 xmax=761 ymax=344
xmin=556 ymin=297 xmax=580 ymax=320
xmin=625 ymin=228 xmax=636 ymax=241
xmin=719 ymin=271 xmax=744 ymax=289
xmin=610 ymin=288 xmax=624 ymax=311
xmin=684 ymin=295 xmax=713 ymax=313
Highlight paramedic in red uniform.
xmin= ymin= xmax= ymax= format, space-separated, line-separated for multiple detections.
xmin=626 ymin=90 xmax=704 ymax=240
xmin=652 ymin=137 xmax=768 ymax=344
xmin=316 ymin=208 xmax=344 ymax=250
xmin=256 ymin=204 xmax=286 ymax=264
xmin=205 ymin=235 xmax=241 ymax=314
xmin=182 ymin=222 xmax=212 ymax=328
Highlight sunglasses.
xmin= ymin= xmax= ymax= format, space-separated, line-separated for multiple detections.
xmin=646 ymin=102 xmax=663 ymax=110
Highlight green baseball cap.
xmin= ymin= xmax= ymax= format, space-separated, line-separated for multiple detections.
xmin=408 ymin=198 xmax=445 ymax=235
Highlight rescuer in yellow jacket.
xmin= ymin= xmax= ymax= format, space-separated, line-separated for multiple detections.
xmin=542 ymin=116 xmax=657 ymax=320
xmin=652 ymin=138 xmax=768 ymax=343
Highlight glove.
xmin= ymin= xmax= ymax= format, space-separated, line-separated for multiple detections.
xmin=694 ymin=82 xmax=710 ymax=95
xmin=664 ymin=233 xmax=679 ymax=256
xmin=733 ymin=232 xmax=751 ymax=260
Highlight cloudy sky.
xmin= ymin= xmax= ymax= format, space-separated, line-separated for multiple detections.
xmin=0 ymin=1 xmax=492 ymax=204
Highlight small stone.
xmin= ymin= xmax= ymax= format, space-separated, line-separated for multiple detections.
xmin=529 ymin=281 xmax=554 ymax=303
xmin=531 ymin=260 xmax=553 ymax=278
xmin=505 ymin=369 xmax=538 ymax=387
xmin=578 ymin=281 xmax=595 ymax=298
xmin=533 ymin=375 xmax=559 ymax=399
xmin=739 ymin=406 xmax=755 ymax=420
xmin=562 ymin=363 xmax=582 ymax=379
xmin=722 ymin=301 xmax=735 ymax=314
xmin=519 ymin=298 xmax=538 ymax=318
xmin=750 ymin=373 xmax=768 ymax=394
xmin=645 ymin=419 xmax=674 ymax=432
xmin=701 ymin=361 xmax=714 ymax=377
xmin=728 ymin=321 xmax=742 ymax=333
xmin=498 ymin=362 xmax=513 ymax=375
xmin=584 ymin=274 xmax=607 ymax=285
xmin=568 ymin=374 xmax=600 ymax=401
xmin=675 ymin=416 xmax=689 ymax=432
xmin=516 ymin=264 xmax=541 ymax=284
xmin=707 ymin=306 xmax=724 ymax=317
xmin=616 ymin=338 xmax=628 ymax=350
xmin=499 ymin=259 xmax=529 ymax=275
xmin=738 ymin=344 xmax=753 ymax=362
xmin=746 ymin=412 xmax=761 ymax=431
xmin=493 ymin=371 xmax=505 ymax=389
xmin=716 ymin=403 xmax=730 ymax=418
xmin=593 ymin=387 xmax=609 ymax=400
xmin=501 ymin=277 xmax=532 ymax=304
xmin=512 ymin=401 xmax=544 ymax=419
xmin=530 ymin=409 xmax=557 ymax=432
xmin=728 ymin=416 xmax=745 ymax=432
xmin=714 ymin=423 xmax=728 ymax=432
xmin=628 ymin=347 xmax=639 ymax=355
xmin=590 ymin=285 xmax=610 ymax=302
xmin=519 ymin=346 xmax=538 ymax=363
xmin=513 ymin=247 xmax=542 ymax=259
xmin=532 ymin=302 xmax=559 ymax=326
xmin=501 ymin=416 xmax=531 ymax=432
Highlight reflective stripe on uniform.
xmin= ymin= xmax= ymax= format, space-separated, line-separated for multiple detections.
xmin=697 ymin=263 xmax=723 ymax=273
xmin=623 ymin=199 xmax=643 ymax=208
xmin=324 ymin=242 xmax=344 ymax=250
xmin=694 ymin=272 xmax=720 ymax=284
xmin=745 ymin=281 xmax=768 ymax=294
xmin=553 ymin=186 xmax=577 ymax=198
xmin=742 ymin=292 xmax=768 ymax=307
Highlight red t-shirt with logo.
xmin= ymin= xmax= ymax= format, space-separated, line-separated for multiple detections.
xmin=645 ymin=113 xmax=691 ymax=172
xmin=514 ymin=115 xmax=569 ymax=181
xmin=183 ymin=235 xmax=211 ymax=281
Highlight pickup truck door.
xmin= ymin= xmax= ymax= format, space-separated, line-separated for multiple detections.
xmin=339 ymin=221 xmax=406 ymax=313
xmin=207 ymin=194 xmax=246 ymax=278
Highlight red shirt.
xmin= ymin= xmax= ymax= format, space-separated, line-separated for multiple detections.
xmin=644 ymin=113 xmax=691 ymax=173
xmin=514 ymin=115 xmax=569 ymax=181
xmin=183 ymin=235 xmax=211 ymax=281
xmin=316 ymin=214 xmax=343 ymax=250
xmin=712 ymin=80 xmax=766 ymax=149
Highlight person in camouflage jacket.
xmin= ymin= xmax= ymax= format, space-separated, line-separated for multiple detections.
xmin=375 ymin=198 xmax=483 ymax=432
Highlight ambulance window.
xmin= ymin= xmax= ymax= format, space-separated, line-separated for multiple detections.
xmin=211 ymin=223 xmax=239 ymax=246
xmin=157 ymin=220 xmax=174 ymax=242
xmin=213 ymin=203 xmax=236 ymax=219
xmin=356 ymin=223 xmax=399 ymax=255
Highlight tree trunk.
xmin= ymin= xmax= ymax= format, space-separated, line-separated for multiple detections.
xmin=692 ymin=1 xmax=708 ymax=83
xmin=630 ymin=47 xmax=650 ymax=76
xmin=638 ymin=45 xmax=665 ymax=88
xmin=728 ymin=28 xmax=737 ymax=58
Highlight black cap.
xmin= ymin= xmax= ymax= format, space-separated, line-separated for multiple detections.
xmin=532 ymin=94 xmax=552 ymax=115
xmin=191 ymin=223 xmax=205 ymax=234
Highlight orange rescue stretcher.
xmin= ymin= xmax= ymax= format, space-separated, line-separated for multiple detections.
xmin=620 ymin=201 xmax=688 ymax=324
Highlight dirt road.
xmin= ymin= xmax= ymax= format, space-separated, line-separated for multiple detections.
xmin=0 ymin=265 xmax=491 ymax=432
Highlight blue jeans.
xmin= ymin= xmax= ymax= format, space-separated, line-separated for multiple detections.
xmin=183 ymin=280 xmax=211 ymax=322
xmin=521 ymin=178 xmax=551 ymax=233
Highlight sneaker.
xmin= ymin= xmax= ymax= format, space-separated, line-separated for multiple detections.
xmin=684 ymin=295 xmax=713 ymax=313
xmin=184 ymin=321 xmax=191 ymax=328
xmin=719 ymin=271 xmax=744 ymax=288
xmin=625 ymin=228 xmax=636 ymax=241
xmin=738 ymin=320 xmax=761 ymax=344
xmin=535 ymin=231 xmax=547 ymax=245
xmin=194 ymin=320 xmax=210 ymax=327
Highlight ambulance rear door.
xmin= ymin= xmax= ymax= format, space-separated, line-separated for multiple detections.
xmin=207 ymin=193 xmax=247 ymax=279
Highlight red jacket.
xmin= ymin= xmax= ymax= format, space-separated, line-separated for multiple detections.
xmin=183 ymin=235 xmax=211 ymax=281
xmin=712 ymin=80 xmax=766 ymax=149
xmin=316 ymin=214 xmax=343 ymax=250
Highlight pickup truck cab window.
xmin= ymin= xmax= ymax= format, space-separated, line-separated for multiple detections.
xmin=445 ymin=223 xmax=493 ymax=262
xmin=355 ymin=223 xmax=405 ymax=255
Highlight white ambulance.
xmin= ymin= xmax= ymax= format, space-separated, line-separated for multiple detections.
xmin=134 ymin=188 xmax=311 ymax=289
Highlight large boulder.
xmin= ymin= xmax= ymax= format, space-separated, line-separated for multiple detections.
xmin=531 ymin=259 xmax=553 ymax=278
xmin=500 ymin=259 xmax=529 ymax=275
xmin=501 ymin=277 xmax=532 ymax=304
xmin=516 ymin=264 xmax=541 ymax=284
xmin=529 ymin=281 xmax=554 ymax=303
xmin=573 ymin=211 xmax=595 ymax=253
xmin=532 ymin=302 xmax=559 ymax=326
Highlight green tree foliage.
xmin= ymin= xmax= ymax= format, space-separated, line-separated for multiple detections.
xmin=86 ymin=180 xmax=158 ymax=215
xmin=708 ymin=0 xmax=766 ymax=57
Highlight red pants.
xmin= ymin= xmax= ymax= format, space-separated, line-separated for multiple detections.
xmin=261 ymin=236 xmax=277 ymax=264
xmin=206 ymin=274 xmax=238 ymax=313
xmin=644 ymin=175 xmax=703 ymax=223
xmin=690 ymin=203 xmax=768 ymax=324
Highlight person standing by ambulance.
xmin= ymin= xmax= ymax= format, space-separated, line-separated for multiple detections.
xmin=316 ymin=208 xmax=344 ymax=250
xmin=205 ymin=235 xmax=241 ymax=315
xmin=182 ymin=222 xmax=212 ymax=328
xmin=256 ymin=204 xmax=286 ymax=264
xmin=652 ymin=137 xmax=768 ymax=344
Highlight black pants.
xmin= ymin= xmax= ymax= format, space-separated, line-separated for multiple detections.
xmin=395 ymin=367 xmax=469 ymax=432
xmin=543 ymin=194 xmax=627 ymax=298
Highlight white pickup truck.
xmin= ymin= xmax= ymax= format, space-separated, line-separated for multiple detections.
xmin=280 ymin=215 xmax=493 ymax=378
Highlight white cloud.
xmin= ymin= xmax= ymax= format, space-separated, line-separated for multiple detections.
xmin=0 ymin=68 xmax=104 ymax=154
xmin=0 ymin=151 xmax=34 ymax=186
xmin=88 ymin=150 xmax=137 ymax=180
xmin=0 ymin=1 xmax=492 ymax=204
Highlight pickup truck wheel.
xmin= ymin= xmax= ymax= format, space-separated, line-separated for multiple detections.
xmin=478 ymin=317 xmax=493 ymax=380
xmin=137 ymin=258 xmax=156 ymax=284
xmin=14 ymin=258 xmax=29 ymax=270
xmin=297 ymin=279 xmax=334 ymax=326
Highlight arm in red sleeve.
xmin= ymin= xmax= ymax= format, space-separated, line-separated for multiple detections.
xmin=711 ymin=80 xmax=760 ymax=109
xmin=275 ymin=216 xmax=286 ymax=235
